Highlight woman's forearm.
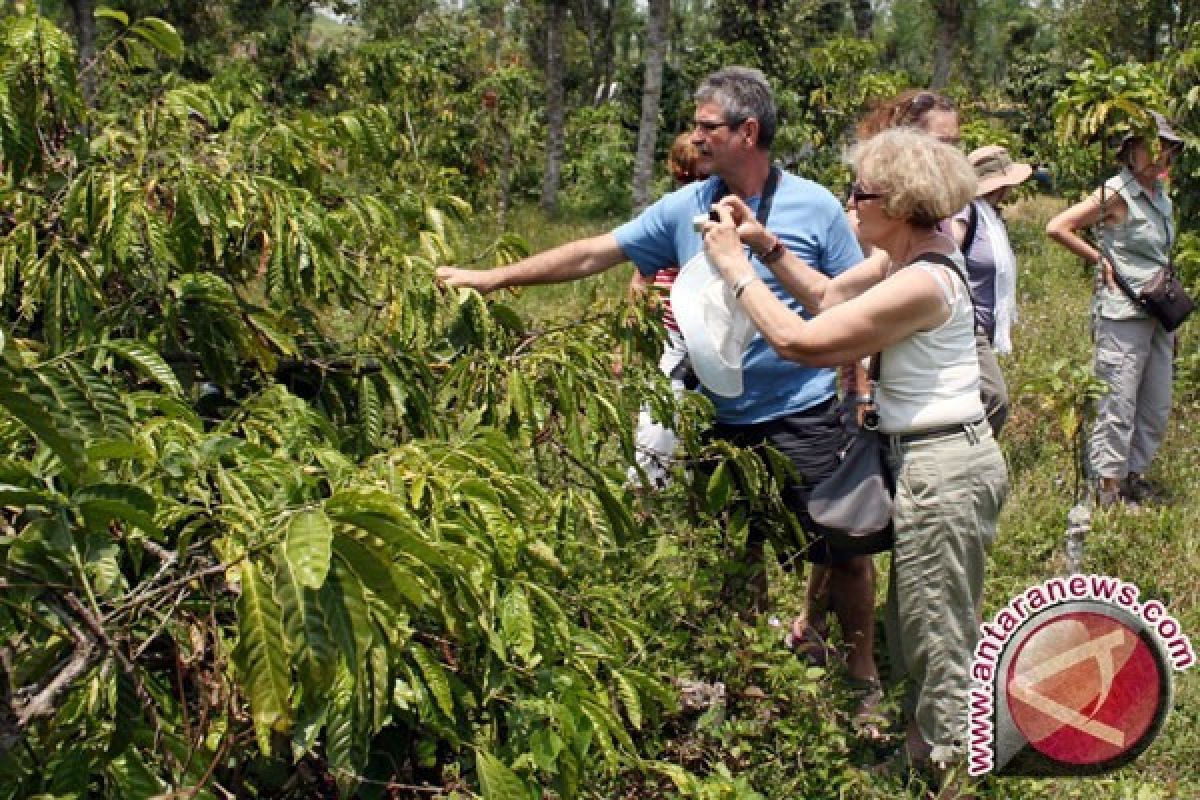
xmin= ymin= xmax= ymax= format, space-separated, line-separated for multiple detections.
xmin=755 ymin=242 xmax=831 ymax=311
xmin=758 ymin=244 xmax=888 ymax=313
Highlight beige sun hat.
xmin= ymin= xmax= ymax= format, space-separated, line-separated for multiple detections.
xmin=968 ymin=145 xmax=1033 ymax=197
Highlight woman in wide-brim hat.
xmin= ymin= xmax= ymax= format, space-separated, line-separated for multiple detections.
xmin=1046 ymin=111 xmax=1185 ymax=509
xmin=951 ymin=145 xmax=1034 ymax=365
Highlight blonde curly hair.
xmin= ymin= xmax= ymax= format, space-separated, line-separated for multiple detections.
xmin=847 ymin=128 xmax=977 ymax=227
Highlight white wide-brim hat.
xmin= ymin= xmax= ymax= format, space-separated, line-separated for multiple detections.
xmin=671 ymin=251 xmax=757 ymax=398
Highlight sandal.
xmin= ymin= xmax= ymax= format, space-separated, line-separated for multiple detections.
xmin=783 ymin=618 xmax=838 ymax=668
xmin=868 ymin=745 xmax=937 ymax=787
xmin=847 ymin=676 xmax=889 ymax=743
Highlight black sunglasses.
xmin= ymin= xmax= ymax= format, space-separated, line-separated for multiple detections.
xmin=848 ymin=182 xmax=885 ymax=203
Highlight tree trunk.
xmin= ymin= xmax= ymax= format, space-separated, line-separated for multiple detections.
xmin=851 ymin=0 xmax=874 ymax=38
xmin=540 ymin=0 xmax=567 ymax=214
xmin=931 ymin=0 xmax=964 ymax=89
xmin=600 ymin=0 xmax=616 ymax=99
xmin=69 ymin=0 xmax=97 ymax=107
xmin=571 ymin=0 xmax=616 ymax=104
xmin=631 ymin=0 xmax=670 ymax=212
xmin=814 ymin=0 xmax=845 ymax=37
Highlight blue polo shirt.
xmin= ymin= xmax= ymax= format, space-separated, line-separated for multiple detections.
xmin=613 ymin=171 xmax=862 ymax=425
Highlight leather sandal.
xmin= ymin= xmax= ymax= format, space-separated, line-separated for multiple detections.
xmin=783 ymin=618 xmax=838 ymax=668
xmin=847 ymin=676 xmax=889 ymax=742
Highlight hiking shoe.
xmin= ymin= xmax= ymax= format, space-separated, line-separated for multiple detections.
xmin=1122 ymin=474 xmax=1167 ymax=506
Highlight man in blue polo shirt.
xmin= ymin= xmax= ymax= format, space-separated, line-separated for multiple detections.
xmin=438 ymin=67 xmax=880 ymax=705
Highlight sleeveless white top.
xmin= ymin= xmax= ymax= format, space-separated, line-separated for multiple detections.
xmin=877 ymin=254 xmax=985 ymax=434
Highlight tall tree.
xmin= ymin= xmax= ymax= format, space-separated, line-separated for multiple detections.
xmin=540 ymin=0 xmax=568 ymax=213
xmin=931 ymin=0 xmax=966 ymax=87
xmin=66 ymin=0 xmax=96 ymax=105
xmin=851 ymin=0 xmax=874 ymax=37
xmin=631 ymin=0 xmax=669 ymax=212
xmin=571 ymin=0 xmax=617 ymax=103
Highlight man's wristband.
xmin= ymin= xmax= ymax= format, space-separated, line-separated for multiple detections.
xmin=732 ymin=274 xmax=760 ymax=299
xmin=758 ymin=236 xmax=786 ymax=265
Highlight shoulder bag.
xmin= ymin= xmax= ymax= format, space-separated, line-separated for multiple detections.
xmin=1107 ymin=252 xmax=1194 ymax=332
xmin=1099 ymin=178 xmax=1194 ymax=332
xmin=807 ymin=355 xmax=894 ymax=554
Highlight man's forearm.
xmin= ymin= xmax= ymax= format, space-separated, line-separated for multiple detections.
xmin=489 ymin=234 xmax=626 ymax=289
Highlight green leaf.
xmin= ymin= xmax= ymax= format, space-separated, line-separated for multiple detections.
xmin=0 ymin=483 xmax=55 ymax=507
xmin=232 ymin=561 xmax=292 ymax=753
xmin=326 ymin=659 xmax=366 ymax=799
xmin=328 ymin=504 xmax=444 ymax=569
xmin=73 ymin=483 xmax=161 ymax=537
xmin=476 ymin=750 xmax=529 ymax=800
xmin=94 ymin=7 xmax=130 ymax=27
xmin=706 ymin=462 xmax=733 ymax=514
xmin=130 ymin=17 xmax=184 ymax=60
xmin=102 ymin=339 xmax=184 ymax=397
xmin=284 ymin=508 xmax=334 ymax=589
xmin=275 ymin=549 xmax=336 ymax=698
xmin=0 ymin=365 xmax=88 ymax=477
xmin=410 ymin=642 xmax=455 ymax=719
xmin=612 ymin=669 xmax=643 ymax=730
xmin=529 ymin=727 xmax=564 ymax=773
xmin=499 ymin=586 xmax=537 ymax=665
xmin=332 ymin=534 xmax=423 ymax=611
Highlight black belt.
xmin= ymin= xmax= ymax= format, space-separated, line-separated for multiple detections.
xmin=889 ymin=417 xmax=986 ymax=445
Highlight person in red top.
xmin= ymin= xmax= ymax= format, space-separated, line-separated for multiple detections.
xmin=626 ymin=133 xmax=710 ymax=488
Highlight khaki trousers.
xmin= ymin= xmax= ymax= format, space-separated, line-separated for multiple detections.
xmin=884 ymin=419 xmax=1009 ymax=763
xmin=1089 ymin=316 xmax=1174 ymax=480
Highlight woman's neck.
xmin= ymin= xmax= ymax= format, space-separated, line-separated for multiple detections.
xmin=882 ymin=225 xmax=955 ymax=268
xmin=1134 ymin=171 xmax=1160 ymax=193
xmin=1127 ymin=163 xmax=1162 ymax=193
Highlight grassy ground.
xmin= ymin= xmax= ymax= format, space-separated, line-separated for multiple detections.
xmin=466 ymin=195 xmax=1199 ymax=798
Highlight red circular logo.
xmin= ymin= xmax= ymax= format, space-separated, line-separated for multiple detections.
xmin=1006 ymin=611 xmax=1161 ymax=765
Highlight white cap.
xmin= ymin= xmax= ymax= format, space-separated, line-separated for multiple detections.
xmin=670 ymin=252 xmax=757 ymax=397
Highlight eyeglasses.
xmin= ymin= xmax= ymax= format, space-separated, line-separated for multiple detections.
xmin=693 ymin=117 xmax=743 ymax=134
xmin=848 ymin=182 xmax=885 ymax=203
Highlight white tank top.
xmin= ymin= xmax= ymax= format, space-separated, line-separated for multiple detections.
xmin=876 ymin=255 xmax=985 ymax=434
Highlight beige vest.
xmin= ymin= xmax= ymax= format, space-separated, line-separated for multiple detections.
xmin=1097 ymin=168 xmax=1175 ymax=320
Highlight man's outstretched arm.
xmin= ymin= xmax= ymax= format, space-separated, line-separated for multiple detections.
xmin=436 ymin=233 xmax=628 ymax=294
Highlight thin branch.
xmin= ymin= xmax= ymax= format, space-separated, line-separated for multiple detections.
xmin=0 ymin=598 xmax=95 ymax=754
xmin=60 ymin=592 xmax=176 ymax=769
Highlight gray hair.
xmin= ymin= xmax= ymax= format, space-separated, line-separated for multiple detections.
xmin=694 ymin=66 xmax=777 ymax=150
xmin=847 ymin=128 xmax=977 ymax=227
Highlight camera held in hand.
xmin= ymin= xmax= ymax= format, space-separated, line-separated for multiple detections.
xmin=692 ymin=209 xmax=721 ymax=232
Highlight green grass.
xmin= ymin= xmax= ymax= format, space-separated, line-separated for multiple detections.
xmin=475 ymin=198 xmax=1200 ymax=798
xmin=308 ymin=10 xmax=364 ymax=50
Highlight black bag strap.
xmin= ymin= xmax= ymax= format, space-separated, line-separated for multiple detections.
xmin=1096 ymin=174 xmax=1178 ymax=308
xmin=1102 ymin=241 xmax=1150 ymax=308
xmin=915 ymin=251 xmax=970 ymax=289
xmin=712 ymin=165 xmax=781 ymax=228
xmin=959 ymin=201 xmax=980 ymax=259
